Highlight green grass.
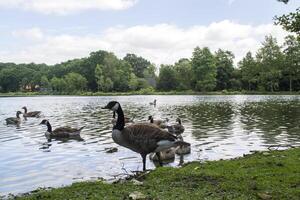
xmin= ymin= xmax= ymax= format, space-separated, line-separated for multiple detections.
xmin=11 ymin=148 xmax=300 ymax=200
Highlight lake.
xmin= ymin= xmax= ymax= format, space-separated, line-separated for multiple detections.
xmin=0 ymin=95 xmax=299 ymax=195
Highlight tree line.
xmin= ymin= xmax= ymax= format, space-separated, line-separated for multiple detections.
xmin=0 ymin=35 xmax=299 ymax=93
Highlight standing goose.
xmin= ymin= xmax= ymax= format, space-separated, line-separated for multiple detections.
xmin=6 ymin=111 xmax=22 ymax=125
xmin=40 ymin=119 xmax=84 ymax=138
xmin=148 ymin=116 xmax=169 ymax=129
xmin=22 ymin=106 xmax=41 ymax=118
xmin=111 ymin=111 xmax=134 ymax=125
xmin=167 ymin=118 xmax=185 ymax=135
xmin=102 ymin=101 xmax=189 ymax=171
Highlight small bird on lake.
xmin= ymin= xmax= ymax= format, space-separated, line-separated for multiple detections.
xmin=6 ymin=111 xmax=22 ymax=125
xmin=40 ymin=119 xmax=84 ymax=138
xmin=22 ymin=106 xmax=41 ymax=118
xmin=149 ymin=99 xmax=157 ymax=106
xmin=102 ymin=101 xmax=189 ymax=171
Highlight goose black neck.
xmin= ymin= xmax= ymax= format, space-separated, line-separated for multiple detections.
xmin=16 ymin=113 xmax=21 ymax=118
xmin=150 ymin=118 xmax=154 ymax=123
xmin=178 ymin=119 xmax=181 ymax=125
xmin=23 ymin=107 xmax=27 ymax=113
xmin=46 ymin=121 xmax=52 ymax=132
xmin=113 ymin=105 xmax=125 ymax=131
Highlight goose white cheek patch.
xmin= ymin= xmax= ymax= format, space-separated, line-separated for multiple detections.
xmin=112 ymin=103 xmax=119 ymax=111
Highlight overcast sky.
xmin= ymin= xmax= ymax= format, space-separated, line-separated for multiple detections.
xmin=0 ymin=0 xmax=298 ymax=66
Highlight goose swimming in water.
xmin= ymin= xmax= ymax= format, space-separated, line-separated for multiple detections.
xmin=167 ymin=118 xmax=185 ymax=135
xmin=22 ymin=106 xmax=41 ymax=118
xmin=149 ymin=99 xmax=157 ymax=106
xmin=102 ymin=101 xmax=189 ymax=171
xmin=148 ymin=116 xmax=169 ymax=129
xmin=40 ymin=119 xmax=84 ymax=138
xmin=6 ymin=111 xmax=22 ymax=125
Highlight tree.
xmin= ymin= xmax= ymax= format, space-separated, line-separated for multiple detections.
xmin=95 ymin=64 xmax=104 ymax=91
xmin=50 ymin=77 xmax=66 ymax=92
xmin=275 ymin=0 xmax=299 ymax=35
xmin=64 ymin=72 xmax=87 ymax=92
xmin=124 ymin=54 xmax=152 ymax=78
xmin=277 ymin=0 xmax=289 ymax=3
xmin=283 ymin=35 xmax=300 ymax=91
xmin=215 ymin=49 xmax=235 ymax=90
xmin=191 ymin=47 xmax=216 ymax=91
xmin=40 ymin=75 xmax=50 ymax=90
xmin=239 ymin=52 xmax=259 ymax=90
xmin=0 ymin=68 xmax=20 ymax=92
xmin=174 ymin=58 xmax=193 ymax=90
xmin=256 ymin=36 xmax=284 ymax=92
xmin=157 ymin=65 xmax=178 ymax=91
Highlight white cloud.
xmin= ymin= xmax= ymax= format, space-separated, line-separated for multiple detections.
xmin=0 ymin=20 xmax=288 ymax=66
xmin=0 ymin=0 xmax=137 ymax=15
xmin=12 ymin=27 xmax=44 ymax=40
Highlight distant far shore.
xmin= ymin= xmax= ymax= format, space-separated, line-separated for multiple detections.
xmin=0 ymin=90 xmax=299 ymax=97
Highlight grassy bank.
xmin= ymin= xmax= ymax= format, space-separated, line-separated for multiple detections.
xmin=11 ymin=148 xmax=300 ymax=200
xmin=0 ymin=90 xmax=299 ymax=97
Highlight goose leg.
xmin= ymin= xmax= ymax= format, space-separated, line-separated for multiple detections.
xmin=141 ymin=153 xmax=147 ymax=171
xmin=156 ymin=152 xmax=163 ymax=166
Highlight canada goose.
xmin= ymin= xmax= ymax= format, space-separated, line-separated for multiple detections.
xmin=102 ymin=101 xmax=189 ymax=171
xmin=149 ymin=99 xmax=157 ymax=106
xmin=40 ymin=119 xmax=84 ymax=138
xmin=149 ymin=148 xmax=175 ymax=161
xmin=167 ymin=118 xmax=185 ymax=135
xmin=174 ymin=135 xmax=191 ymax=155
xmin=148 ymin=116 xmax=169 ymax=129
xmin=22 ymin=106 xmax=41 ymax=118
xmin=6 ymin=111 xmax=22 ymax=124
xmin=111 ymin=111 xmax=134 ymax=125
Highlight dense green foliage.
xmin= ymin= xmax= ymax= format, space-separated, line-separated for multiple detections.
xmin=0 ymin=35 xmax=299 ymax=93
xmin=13 ymin=148 xmax=300 ymax=199
xmin=275 ymin=0 xmax=299 ymax=34
xmin=157 ymin=35 xmax=299 ymax=92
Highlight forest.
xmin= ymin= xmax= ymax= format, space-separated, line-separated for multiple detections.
xmin=0 ymin=34 xmax=299 ymax=94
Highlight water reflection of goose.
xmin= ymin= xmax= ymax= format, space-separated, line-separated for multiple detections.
xmin=22 ymin=106 xmax=41 ymax=118
xmin=102 ymin=101 xmax=189 ymax=171
xmin=40 ymin=119 xmax=84 ymax=138
xmin=6 ymin=111 xmax=22 ymax=125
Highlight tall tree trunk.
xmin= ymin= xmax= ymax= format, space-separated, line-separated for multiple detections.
xmin=270 ymin=82 xmax=273 ymax=92
xmin=289 ymin=76 xmax=292 ymax=92
xmin=248 ymin=81 xmax=251 ymax=91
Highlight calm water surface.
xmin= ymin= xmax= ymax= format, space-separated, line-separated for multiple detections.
xmin=0 ymin=95 xmax=299 ymax=195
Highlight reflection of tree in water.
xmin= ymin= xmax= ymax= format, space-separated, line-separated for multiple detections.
xmin=239 ymin=100 xmax=300 ymax=145
xmin=183 ymin=102 xmax=235 ymax=140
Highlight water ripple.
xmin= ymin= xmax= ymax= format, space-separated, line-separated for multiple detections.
xmin=0 ymin=95 xmax=299 ymax=195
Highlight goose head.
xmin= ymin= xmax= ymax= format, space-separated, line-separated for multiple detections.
xmin=16 ymin=111 xmax=22 ymax=115
xmin=148 ymin=115 xmax=153 ymax=120
xmin=102 ymin=101 xmax=120 ymax=111
xmin=39 ymin=119 xmax=49 ymax=125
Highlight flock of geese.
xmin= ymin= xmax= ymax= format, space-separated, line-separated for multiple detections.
xmin=5 ymin=100 xmax=191 ymax=171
